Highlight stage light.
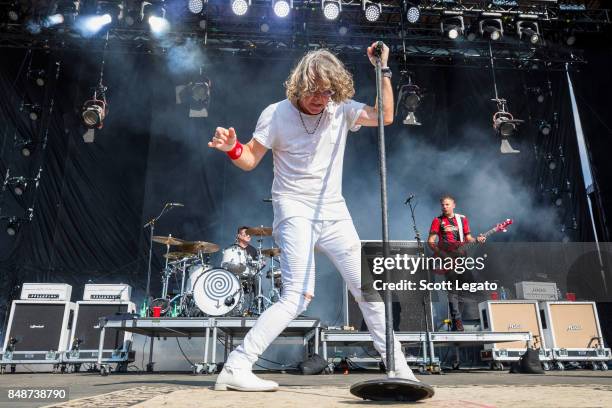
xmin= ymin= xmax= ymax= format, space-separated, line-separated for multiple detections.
xmin=492 ymin=98 xmax=522 ymax=154
xmin=231 ymin=0 xmax=249 ymax=16
xmin=21 ymin=104 xmax=41 ymax=121
xmin=44 ymin=13 xmax=65 ymax=27
xmin=363 ymin=1 xmax=381 ymax=22
xmin=539 ymin=121 xmax=551 ymax=136
xmin=565 ymin=34 xmax=576 ymax=46
xmin=176 ymin=75 xmax=212 ymax=118
xmin=260 ymin=22 xmax=269 ymax=32
xmin=188 ymin=0 xmax=204 ymax=14
xmin=546 ymin=154 xmax=557 ymax=170
xmin=17 ymin=139 xmax=35 ymax=157
xmin=479 ymin=18 xmax=503 ymax=41
xmin=79 ymin=13 xmax=112 ymax=35
xmin=6 ymin=217 xmax=20 ymax=236
xmin=7 ymin=2 xmax=20 ymax=22
xmin=396 ymin=74 xmax=422 ymax=126
xmin=142 ymin=1 xmax=169 ymax=33
xmin=28 ymin=69 xmax=46 ymax=86
xmin=338 ymin=25 xmax=348 ymax=36
xmin=406 ymin=6 xmax=419 ymax=24
xmin=322 ymin=0 xmax=341 ymax=21
xmin=82 ymin=85 xmax=108 ymax=140
xmin=517 ymin=20 xmax=540 ymax=45
xmin=273 ymin=0 xmax=291 ymax=18
xmin=8 ymin=177 xmax=28 ymax=196
xmin=441 ymin=16 xmax=464 ymax=40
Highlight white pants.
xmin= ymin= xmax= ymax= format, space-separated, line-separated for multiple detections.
xmin=224 ymin=217 xmax=409 ymax=372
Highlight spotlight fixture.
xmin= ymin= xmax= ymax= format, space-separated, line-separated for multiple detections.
xmin=21 ymin=103 xmax=41 ymax=121
xmin=545 ymin=153 xmax=557 ymax=170
xmin=8 ymin=177 xmax=28 ymax=196
xmin=188 ymin=0 xmax=204 ymax=14
xmin=81 ymin=84 xmax=108 ymax=143
xmin=142 ymin=1 xmax=169 ymax=33
xmin=363 ymin=0 xmax=381 ymax=23
xmin=322 ymin=0 xmax=341 ymax=21
xmin=406 ymin=5 xmax=420 ymax=24
xmin=338 ymin=25 xmax=348 ymax=36
xmin=7 ymin=3 xmax=20 ymax=22
xmin=231 ymin=0 xmax=249 ymax=16
xmin=517 ymin=20 xmax=540 ymax=45
xmin=53 ymin=0 xmax=80 ymax=24
xmin=260 ymin=22 xmax=269 ymax=32
xmin=16 ymin=139 xmax=35 ymax=157
xmin=176 ymin=73 xmax=212 ymax=118
xmin=6 ymin=217 xmax=20 ymax=236
xmin=539 ymin=120 xmax=552 ymax=136
xmin=43 ymin=13 xmax=65 ymax=28
xmin=396 ymin=73 xmax=422 ymax=126
xmin=479 ymin=18 xmax=503 ymax=41
xmin=492 ymin=98 xmax=522 ymax=154
xmin=272 ymin=0 xmax=291 ymax=18
xmin=440 ymin=15 xmax=464 ymax=40
xmin=28 ymin=69 xmax=46 ymax=86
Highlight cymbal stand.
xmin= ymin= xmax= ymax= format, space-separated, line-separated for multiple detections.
xmin=266 ymin=255 xmax=281 ymax=303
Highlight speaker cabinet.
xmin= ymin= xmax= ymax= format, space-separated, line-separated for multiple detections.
xmin=539 ymin=301 xmax=611 ymax=361
xmin=479 ymin=300 xmax=546 ymax=351
xmin=66 ymin=301 xmax=136 ymax=361
xmin=1 ymin=300 xmax=75 ymax=363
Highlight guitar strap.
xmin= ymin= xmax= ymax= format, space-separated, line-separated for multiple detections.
xmin=455 ymin=214 xmax=465 ymax=243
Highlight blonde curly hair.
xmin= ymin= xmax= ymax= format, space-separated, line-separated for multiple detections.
xmin=284 ymin=49 xmax=355 ymax=104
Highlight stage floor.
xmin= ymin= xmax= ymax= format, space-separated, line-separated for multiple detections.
xmin=0 ymin=370 xmax=610 ymax=407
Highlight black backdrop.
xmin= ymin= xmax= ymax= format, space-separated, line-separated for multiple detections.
xmin=0 ymin=45 xmax=608 ymax=331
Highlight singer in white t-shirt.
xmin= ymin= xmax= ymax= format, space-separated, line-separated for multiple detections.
xmin=209 ymin=42 xmax=419 ymax=392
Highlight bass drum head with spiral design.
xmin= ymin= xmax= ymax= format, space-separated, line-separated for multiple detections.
xmin=193 ymin=268 xmax=243 ymax=316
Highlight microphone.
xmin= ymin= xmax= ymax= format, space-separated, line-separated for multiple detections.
xmin=168 ymin=202 xmax=184 ymax=207
xmin=373 ymin=41 xmax=384 ymax=58
xmin=404 ymin=194 xmax=415 ymax=205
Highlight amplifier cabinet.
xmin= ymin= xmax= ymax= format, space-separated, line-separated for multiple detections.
xmin=479 ymin=300 xmax=550 ymax=362
xmin=539 ymin=301 xmax=611 ymax=362
xmin=65 ymin=301 xmax=136 ymax=363
xmin=1 ymin=300 xmax=75 ymax=364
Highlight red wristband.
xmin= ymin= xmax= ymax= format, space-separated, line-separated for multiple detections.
xmin=226 ymin=141 xmax=243 ymax=160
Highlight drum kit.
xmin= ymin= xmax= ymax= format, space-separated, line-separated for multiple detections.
xmin=148 ymin=227 xmax=282 ymax=318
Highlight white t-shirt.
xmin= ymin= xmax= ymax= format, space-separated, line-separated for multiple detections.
xmin=253 ymin=98 xmax=365 ymax=229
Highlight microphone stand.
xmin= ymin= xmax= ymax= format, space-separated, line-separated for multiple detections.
xmin=406 ymin=198 xmax=436 ymax=374
xmin=350 ymin=42 xmax=434 ymax=401
xmin=142 ymin=203 xmax=176 ymax=316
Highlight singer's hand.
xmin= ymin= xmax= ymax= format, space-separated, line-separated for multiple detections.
xmin=367 ymin=41 xmax=389 ymax=68
xmin=209 ymin=127 xmax=237 ymax=152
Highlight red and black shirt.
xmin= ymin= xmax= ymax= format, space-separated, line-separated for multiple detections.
xmin=429 ymin=214 xmax=471 ymax=249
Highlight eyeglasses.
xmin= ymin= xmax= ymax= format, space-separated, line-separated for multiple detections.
xmin=309 ymin=89 xmax=335 ymax=98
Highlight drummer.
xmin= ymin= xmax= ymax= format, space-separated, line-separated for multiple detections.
xmin=235 ymin=226 xmax=258 ymax=261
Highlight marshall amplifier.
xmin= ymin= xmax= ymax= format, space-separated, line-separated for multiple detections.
xmin=346 ymin=241 xmax=434 ymax=332
xmin=479 ymin=300 xmax=550 ymax=363
xmin=65 ymin=285 xmax=135 ymax=367
xmin=539 ymin=301 xmax=611 ymax=365
xmin=2 ymin=284 xmax=75 ymax=369
xmin=515 ymin=281 xmax=558 ymax=301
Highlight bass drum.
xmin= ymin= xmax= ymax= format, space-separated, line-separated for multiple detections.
xmin=186 ymin=263 xmax=212 ymax=293
xmin=192 ymin=268 xmax=243 ymax=316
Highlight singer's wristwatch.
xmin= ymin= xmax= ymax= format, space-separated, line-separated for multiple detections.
xmin=381 ymin=67 xmax=392 ymax=79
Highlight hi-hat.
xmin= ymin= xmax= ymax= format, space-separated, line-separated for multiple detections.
xmin=245 ymin=226 xmax=273 ymax=236
xmin=163 ymin=252 xmax=196 ymax=261
xmin=179 ymin=240 xmax=220 ymax=254
xmin=152 ymin=235 xmax=185 ymax=246
xmin=350 ymin=378 xmax=434 ymax=402
xmin=261 ymin=248 xmax=281 ymax=257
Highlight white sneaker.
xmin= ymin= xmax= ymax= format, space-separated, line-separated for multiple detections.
xmin=214 ymin=366 xmax=279 ymax=392
xmin=392 ymin=367 xmax=420 ymax=382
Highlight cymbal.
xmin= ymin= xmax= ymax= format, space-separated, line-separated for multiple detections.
xmin=152 ymin=235 xmax=185 ymax=246
xmin=179 ymin=240 xmax=220 ymax=254
xmin=163 ymin=252 xmax=196 ymax=261
xmin=261 ymin=248 xmax=281 ymax=257
xmin=246 ymin=226 xmax=273 ymax=236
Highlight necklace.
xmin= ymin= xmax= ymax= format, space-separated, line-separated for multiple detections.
xmin=298 ymin=109 xmax=324 ymax=135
